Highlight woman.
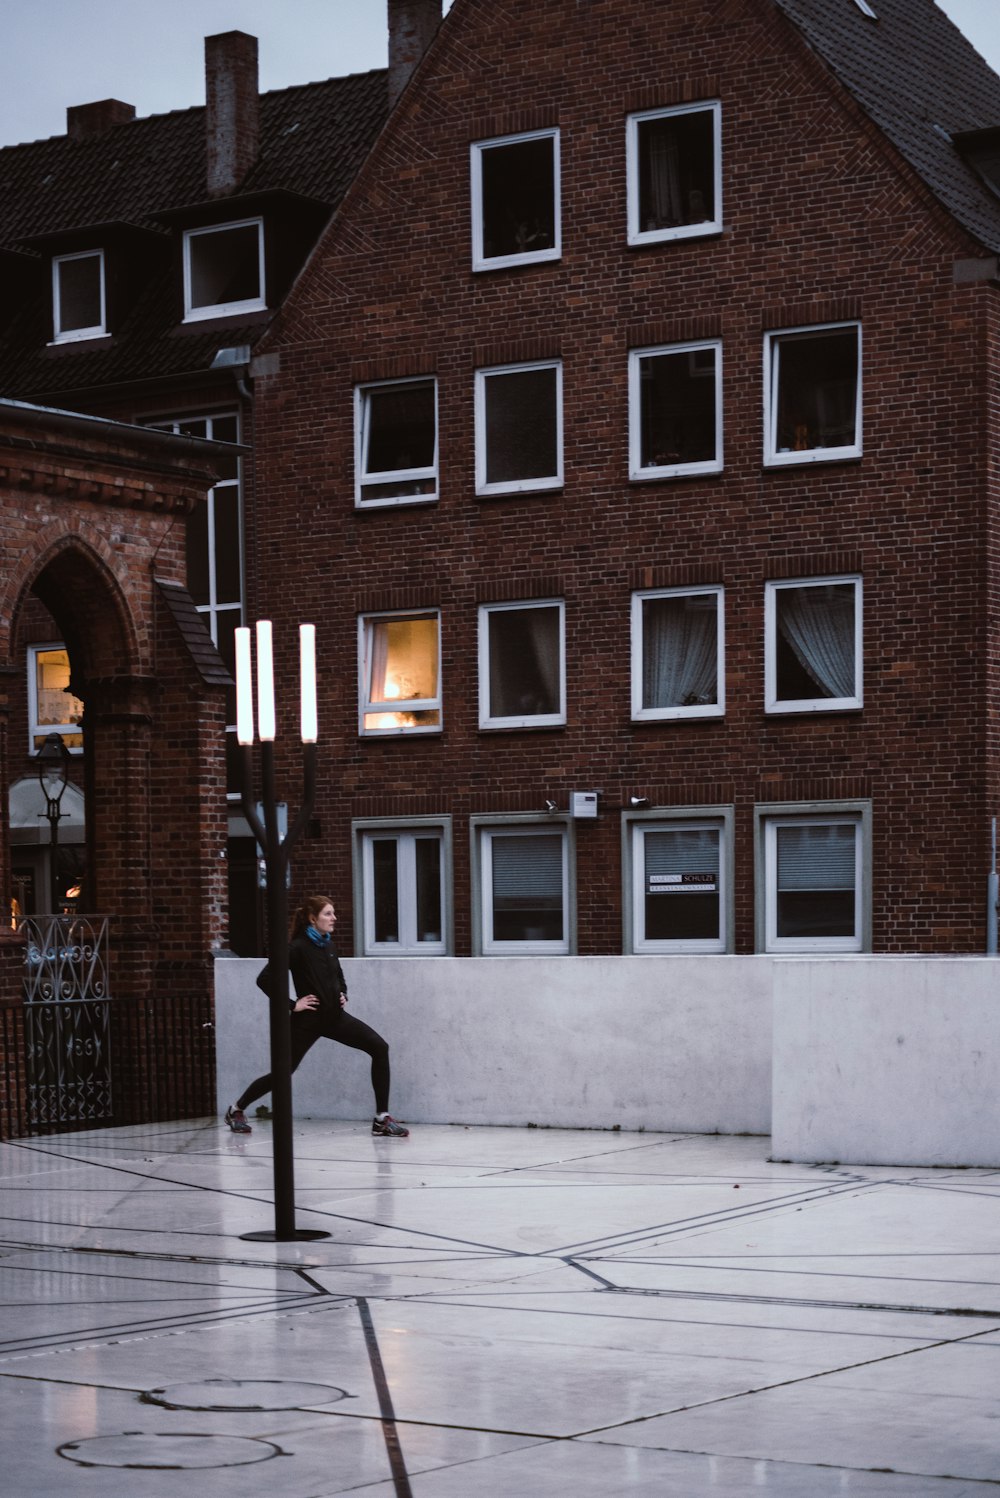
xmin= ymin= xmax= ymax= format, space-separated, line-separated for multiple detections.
xmin=225 ymin=895 xmax=409 ymax=1138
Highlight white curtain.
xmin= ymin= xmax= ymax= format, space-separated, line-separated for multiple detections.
xmin=643 ymin=597 xmax=716 ymax=709
xmin=647 ymin=127 xmax=683 ymax=227
xmin=368 ymin=620 xmax=390 ymax=704
xmin=778 ymin=587 xmax=855 ymax=699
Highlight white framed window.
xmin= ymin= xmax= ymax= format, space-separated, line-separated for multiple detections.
xmin=764 ymin=322 xmax=862 ymax=465
xmin=476 ymin=822 xmax=572 ymax=954
xmin=629 ymin=341 xmax=722 ymax=479
xmin=359 ymin=610 xmax=441 ymax=735
xmin=479 ymin=600 xmax=565 ymax=728
xmin=631 ymin=586 xmax=724 ymax=720
xmin=475 ymin=361 xmax=562 ymax=494
xmin=182 ymin=218 xmax=265 ymax=322
xmin=354 ymin=820 xmax=450 ymax=955
xmin=626 ymin=813 xmax=731 ymax=953
xmin=471 ymin=128 xmax=561 ymax=271
xmin=355 ymin=377 xmax=438 ymax=506
xmin=627 ymin=102 xmax=722 ymax=245
xmin=51 ymin=250 xmax=106 ymax=343
xmin=146 ymin=411 xmax=243 ymax=792
xmin=28 ymin=644 xmax=84 ymax=753
xmin=759 ymin=810 xmax=868 ymax=952
xmin=765 ymin=576 xmax=862 ymax=713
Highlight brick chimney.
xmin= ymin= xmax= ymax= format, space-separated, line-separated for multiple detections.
xmin=205 ymin=31 xmax=259 ymax=197
xmin=67 ymin=100 xmax=136 ymax=141
xmin=388 ymin=0 xmax=442 ymax=108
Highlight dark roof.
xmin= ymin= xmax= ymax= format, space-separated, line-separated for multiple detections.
xmin=0 ymin=69 xmax=388 ymax=401
xmin=155 ymin=577 xmax=233 ymax=687
xmin=774 ymin=0 xmax=1000 ymax=254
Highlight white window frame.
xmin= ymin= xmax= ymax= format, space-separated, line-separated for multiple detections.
xmin=28 ymin=642 xmax=83 ymax=754
xmin=475 ymin=360 xmax=563 ymax=495
xmin=765 ymin=575 xmax=862 ymax=714
xmin=182 ymin=218 xmax=266 ymax=322
xmin=354 ymin=376 xmax=438 ymax=507
xmin=478 ymin=599 xmax=566 ymax=729
xmin=630 ymin=586 xmax=725 ymax=721
xmin=470 ymin=128 xmax=562 ymax=272
xmin=757 ymin=806 xmax=870 ymax=953
xmin=763 ymin=321 xmax=862 ymax=466
xmin=353 ymin=819 xmax=452 ymax=956
xmin=624 ymin=809 xmax=733 ymax=954
xmin=627 ymin=101 xmax=722 ymax=246
xmin=473 ymin=817 xmax=574 ymax=955
xmin=629 ymin=341 xmax=723 ymax=480
xmin=358 ymin=609 xmax=442 ymax=737
xmin=51 ymin=249 xmax=106 ymax=343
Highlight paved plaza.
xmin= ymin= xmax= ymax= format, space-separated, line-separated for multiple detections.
xmin=0 ymin=1117 xmax=998 ymax=1495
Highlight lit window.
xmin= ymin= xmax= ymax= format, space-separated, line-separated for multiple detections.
xmin=631 ymin=587 xmax=724 ymax=720
xmin=51 ymin=250 xmax=106 ymax=343
xmin=355 ymin=378 xmax=437 ymax=506
xmin=475 ymin=361 xmax=562 ymax=494
xmin=28 ymin=644 xmax=83 ymax=752
xmin=479 ymin=601 xmax=565 ymax=728
xmin=765 ymin=576 xmax=862 ymax=713
xmin=359 ymin=611 xmax=441 ymax=735
xmin=629 ymin=818 xmax=729 ymax=952
xmin=762 ymin=813 xmax=865 ymax=952
xmin=182 ymin=219 xmax=265 ymax=321
xmin=356 ymin=824 xmax=449 ymax=954
xmin=764 ymin=323 xmax=862 ymax=465
xmin=471 ymin=129 xmax=561 ymax=271
xmin=478 ymin=824 xmax=570 ymax=953
xmin=627 ymin=103 xmax=721 ymax=245
xmin=629 ymin=342 xmax=722 ymax=478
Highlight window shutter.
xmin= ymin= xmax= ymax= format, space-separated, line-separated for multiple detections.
xmin=492 ymin=834 xmax=562 ymax=898
xmin=776 ymin=823 xmax=855 ymax=891
xmin=644 ymin=827 xmax=719 ymax=877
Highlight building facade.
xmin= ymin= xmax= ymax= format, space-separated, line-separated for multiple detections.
xmin=246 ymin=0 xmax=1000 ymax=958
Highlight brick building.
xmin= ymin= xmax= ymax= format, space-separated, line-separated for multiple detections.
xmin=245 ymin=0 xmax=1000 ymax=959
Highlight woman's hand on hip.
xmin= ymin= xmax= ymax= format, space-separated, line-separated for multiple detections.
xmin=294 ymin=994 xmax=319 ymax=1012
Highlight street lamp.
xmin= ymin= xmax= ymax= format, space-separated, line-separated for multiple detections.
xmin=37 ymin=731 xmax=71 ymax=916
xmin=234 ymin=620 xmax=328 ymax=1243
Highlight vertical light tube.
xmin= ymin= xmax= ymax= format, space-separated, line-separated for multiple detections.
xmin=235 ymin=626 xmax=254 ymax=744
xmin=256 ymin=620 xmax=276 ymax=741
xmin=300 ymin=624 xmax=317 ymax=743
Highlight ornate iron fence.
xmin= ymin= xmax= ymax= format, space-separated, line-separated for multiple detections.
xmin=20 ymin=916 xmax=113 ymax=1129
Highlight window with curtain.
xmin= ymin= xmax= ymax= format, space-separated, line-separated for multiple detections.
xmin=479 ymin=601 xmax=565 ymax=727
xmin=629 ymin=343 xmax=722 ymax=478
xmin=627 ymin=102 xmax=721 ymax=245
xmin=359 ymin=612 xmax=441 ymax=734
xmin=360 ymin=829 xmax=446 ymax=954
xmin=766 ymin=577 xmax=861 ymax=712
xmin=183 ymin=219 xmax=265 ymax=321
xmin=355 ymin=377 xmax=438 ymax=505
xmin=476 ymin=361 xmax=562 ymax=493
xmin=52 ymin=250 xmax=106 ymax=342
xmin=471 ymin=129 xmax=561 ymax=271
xmin=481 ymin=827 xmax=568 ymax=951
xmin=765 ymin=817 xmax=861 ymax=949
xmin=631 ymin=588 xmax=723 ymax=719
xmin=633 ymin=821 xmax=725 ymax=950
xmin=765 ymin=323 xmax=861 ymax=464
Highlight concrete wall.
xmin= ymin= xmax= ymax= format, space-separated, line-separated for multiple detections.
xmin=215 ymin=955 xmax=773 ymax=1134
xmin=772 ymin=957 xmax=1000 ymax=1168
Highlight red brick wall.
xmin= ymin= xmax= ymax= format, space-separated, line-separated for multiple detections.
xmin=251 ymin=0 xmax=998 ymax=954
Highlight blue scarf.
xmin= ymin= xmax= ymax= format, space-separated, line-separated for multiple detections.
xmin=306 ymin=925 xmax=331 ymax=947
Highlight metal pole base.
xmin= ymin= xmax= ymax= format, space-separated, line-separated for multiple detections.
xmin=240 ymin=1228 xmax=332 ymax=1242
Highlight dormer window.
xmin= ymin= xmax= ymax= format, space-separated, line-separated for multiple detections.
xmin=51 ymin=250 xmax=106 ymax=343
xmin=182 ymin=218 xmax=265 ymax=322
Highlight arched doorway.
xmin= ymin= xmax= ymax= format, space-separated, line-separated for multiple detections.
xmin=0 ymin=403 xmax=231 ymax=1137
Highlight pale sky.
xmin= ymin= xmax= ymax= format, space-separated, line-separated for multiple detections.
xmin=0 ymin=0 xmax=996 ymax=149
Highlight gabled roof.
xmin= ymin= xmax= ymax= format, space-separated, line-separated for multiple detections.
xmin=0 ymin=69 xmax=388 ymax=401
xmin=774 ymin=0 xmax=1000 ymax=254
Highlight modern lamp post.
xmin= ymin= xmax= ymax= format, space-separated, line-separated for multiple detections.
xmin=234 ymin=620 xmax=330 ymax=1243
xmin=37 ymin=731 xmax=71 ymax=916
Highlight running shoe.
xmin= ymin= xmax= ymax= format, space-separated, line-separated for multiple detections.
xmin=225 ymin=1105 xmax=252 ymax=1134
xmin=372 ymin=1115 xmax=409 ymax=1137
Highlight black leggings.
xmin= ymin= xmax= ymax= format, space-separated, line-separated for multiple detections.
xmin=237 ymin=1010 xmax=391 ymax=1115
